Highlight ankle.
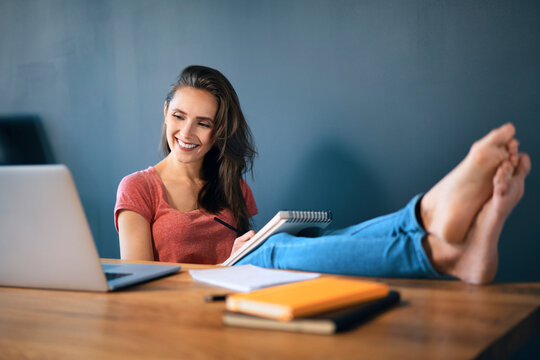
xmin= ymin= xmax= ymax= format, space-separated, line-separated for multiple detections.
xmin=418 ymin=193 xmax=434 ymax=234
xmin=422 ymin=234 xmax=460 ymax=276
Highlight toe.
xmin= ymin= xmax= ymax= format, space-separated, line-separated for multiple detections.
xmin=493 ymin=161 xmax=514 ymax=196
xmin=493 ymin=165 xmax=507 ymax=195
xmin=508 ymin=139 xmax=519 ymax=155
xmin=508 ymin=139 xmax=520 ymax=166
xmin=515 ymin=153 xmax=531 ymax=179
xmin=485 ymin=123 xmax=516 ymax=146
xmin=510 ymin=154 xmax=519 ymax=167
xmin=502 ymin=161 xmax=514 ymax=182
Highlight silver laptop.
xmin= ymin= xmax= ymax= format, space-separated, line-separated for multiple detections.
xmin=0 ymin=164 xmax=180 ymax=292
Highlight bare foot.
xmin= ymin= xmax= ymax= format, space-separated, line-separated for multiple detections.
xmin=426 ymin=154 xmax=531 ymax=284
xmin=421 ymin=123 xmax=516 ymax=244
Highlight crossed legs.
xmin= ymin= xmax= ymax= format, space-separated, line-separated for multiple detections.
xmin=238 ymin=123 xmax=531 ymax=285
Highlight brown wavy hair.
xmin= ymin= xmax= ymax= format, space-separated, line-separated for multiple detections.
xmin=161 ymin=65 xmax=256 ymax=233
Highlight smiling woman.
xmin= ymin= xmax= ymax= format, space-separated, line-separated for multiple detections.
xmin=115 ymin=66 xmax=257 ymax=264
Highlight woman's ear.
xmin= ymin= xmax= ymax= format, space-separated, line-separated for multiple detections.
xmin=163 ymin=101 xmax=168 ymax=119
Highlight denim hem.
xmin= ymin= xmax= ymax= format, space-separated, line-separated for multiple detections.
xmin=407 ymin=193 xmax=447 ymax=279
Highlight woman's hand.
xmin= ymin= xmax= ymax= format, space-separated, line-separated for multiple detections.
xmin=230 ymin=230 xmax=256 ymax=255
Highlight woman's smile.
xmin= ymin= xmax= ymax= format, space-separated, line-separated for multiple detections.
xmin=176 ymin=138 xmax=199 ymax=150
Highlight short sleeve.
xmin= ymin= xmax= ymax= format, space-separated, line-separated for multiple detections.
xmin=114 ymin=171 xmax=155 ymax=231
xmin=240 ymin=179 xmax=258 ymax=217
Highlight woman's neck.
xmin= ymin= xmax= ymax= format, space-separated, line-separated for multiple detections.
xmin=155 ymin=155 xmax=204 ymax=184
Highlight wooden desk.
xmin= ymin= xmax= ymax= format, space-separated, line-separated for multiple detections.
xmin=0 ymin=260 xmax=538 ymax=359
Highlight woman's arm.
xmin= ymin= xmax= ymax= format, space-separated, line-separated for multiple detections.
xmin=117 ymin=210 xmax=154 ymax=261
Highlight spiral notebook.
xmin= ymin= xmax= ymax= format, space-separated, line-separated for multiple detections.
xmin=222 ymin=210 xmax=333 ymax=266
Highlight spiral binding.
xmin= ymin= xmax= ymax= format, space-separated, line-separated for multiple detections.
xmin=281 ymin=210 xmax=333 ymax=223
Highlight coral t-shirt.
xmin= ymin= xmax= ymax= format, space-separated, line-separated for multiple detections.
xmin=114 ymin=167 xmax=258 ymax=264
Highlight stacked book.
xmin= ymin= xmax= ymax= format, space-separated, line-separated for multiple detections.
xmin=223 ymin=276 xmax=400 ymax=335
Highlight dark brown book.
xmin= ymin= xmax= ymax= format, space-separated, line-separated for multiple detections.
xmin=223 ymin=290 xmax=400 ymax=335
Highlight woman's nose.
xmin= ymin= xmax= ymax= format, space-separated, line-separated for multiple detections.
xmin=180 ymin=121 xmax=195 ymax=138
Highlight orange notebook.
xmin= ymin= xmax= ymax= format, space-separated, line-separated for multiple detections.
xmin=225 ymin=276 xmax=389 ymax=321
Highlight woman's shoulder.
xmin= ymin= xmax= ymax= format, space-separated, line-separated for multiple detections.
xmin=118 ymin=167 xmax=160 ymax=195
xmin=239 ymin=178 xmax=253 ymax=193
xmin=115 ymin=167 xmax=161 ymax=230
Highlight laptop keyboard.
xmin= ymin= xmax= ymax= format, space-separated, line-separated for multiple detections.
xmin=105 ymin=272 xmax=132 ymax=281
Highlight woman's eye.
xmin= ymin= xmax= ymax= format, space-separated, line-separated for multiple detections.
xmin=173 ymin=114 xmax=184 ymax=120
xmin=199 ymin=122 xmax=211 ymax=128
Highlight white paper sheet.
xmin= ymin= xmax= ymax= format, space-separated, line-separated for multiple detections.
xmin=189 ymin=265 xmax=320 ymax=292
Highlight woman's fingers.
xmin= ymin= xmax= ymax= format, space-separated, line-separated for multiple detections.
xmin=237 ymin=230 xmax=256 ymax=241
xmin=231 ymin=230 xmax=256 ymax=254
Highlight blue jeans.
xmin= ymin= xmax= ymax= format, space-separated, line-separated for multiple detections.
xmin=236 ymin=194 xmax=444 ymax=278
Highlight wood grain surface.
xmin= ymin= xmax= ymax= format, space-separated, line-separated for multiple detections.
xmin=0 ymin=260 xmax=538 ymax=360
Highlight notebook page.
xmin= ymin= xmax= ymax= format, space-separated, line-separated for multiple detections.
xmin=189 ymin=265 xmax=320 ymax=292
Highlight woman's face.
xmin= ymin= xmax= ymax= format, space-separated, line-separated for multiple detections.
xmin=164 ymin=87 xmax=218 ymax=166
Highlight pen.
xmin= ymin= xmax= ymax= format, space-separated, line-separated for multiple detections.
xmin=205 ymin=294 xmax=228 ymax=302
xmin=214 ymin=217 xmax=241 ymax=235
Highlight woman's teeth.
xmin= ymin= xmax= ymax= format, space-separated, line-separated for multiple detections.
xmin=177 ymin=139 xmax=198 ymax=149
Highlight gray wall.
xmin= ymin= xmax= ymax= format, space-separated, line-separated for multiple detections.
xmin=1 ymin=0 xmax=539 ymax=282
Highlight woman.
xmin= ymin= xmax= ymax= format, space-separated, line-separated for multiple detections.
xmin=116 ymin=65 xmax=530 ymax=284
xmin=115 ymin=65 xmax=257 ymax=265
